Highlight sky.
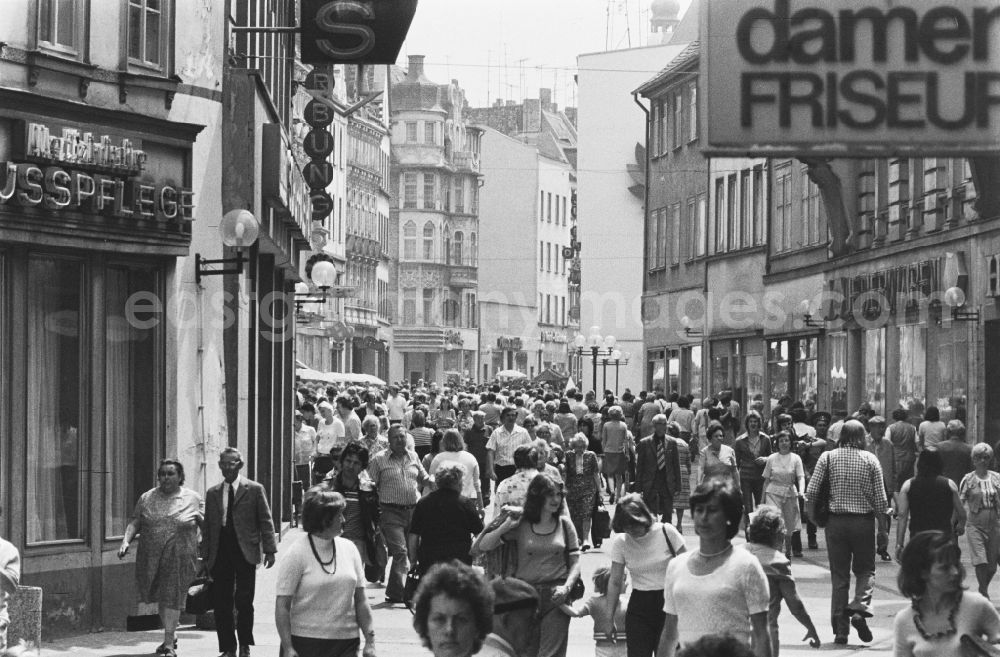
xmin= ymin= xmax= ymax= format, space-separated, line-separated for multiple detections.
xmin=397 ymin=0 xmax=693 ymax=110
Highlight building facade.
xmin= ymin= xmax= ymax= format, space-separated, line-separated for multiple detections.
xmin=477 ymin=128 xmax=575 ymax=381
xmin=640 ymin=48 xmax=997 ymax=439
xmin=468 ymin=90 xmax=579 ymax=382
xmin=388 ymin=56 xmax=481 ymax=386
xmin=576 ymin=39 xmax=690 ymax=394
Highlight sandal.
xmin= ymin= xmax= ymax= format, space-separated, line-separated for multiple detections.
xmin=156 ymin=639 xmax=178 ymax=654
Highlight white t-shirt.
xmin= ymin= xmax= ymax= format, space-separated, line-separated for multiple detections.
xmin=275 ymin=534 xmax=365 ymax=640
xmin=316 ymin=417 xmax=345 ymax=453
xmin=662 ymin=546 xmax=770 ymax=647
xmin=609 ymin=522 xmax=685 ymax=591
xmin=386 ymin=395 xmax=407 ymax=421
xmin=429 ymin=450 xmax=482 ymax=499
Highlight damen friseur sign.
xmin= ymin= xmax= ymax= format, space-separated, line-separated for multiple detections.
xmin=702 ymin=0 xmax=1000 ymax=156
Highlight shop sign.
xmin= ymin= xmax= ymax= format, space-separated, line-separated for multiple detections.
xmin=703 ymin=0 xmax=1000 ymax=156
xmin=302 ymin=67 xmax=336 ymax=223
xmin=540 ymin=330 xmax=567 ymax=344
xmin=300 ymin=0 xmax=419 ymax=65
xmin=496 ymin=337 xmax=522 ymax=350
xmin=445 ymin=330 xmax=464 ymax=346
xmin=18 ymin=122 xmax=147 ymax=175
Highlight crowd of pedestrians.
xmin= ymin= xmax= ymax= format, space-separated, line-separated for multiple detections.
xmin=113 ymin=378 xmax=1000 ymax=657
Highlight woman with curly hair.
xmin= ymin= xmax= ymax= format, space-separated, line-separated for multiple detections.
xmin=477 ymin=473 xmax=581 ymax=657
xmin=960 ymin=442 xmax=1000 ymax=598
xmin=411 ymin=560 xmax=494 ymax=657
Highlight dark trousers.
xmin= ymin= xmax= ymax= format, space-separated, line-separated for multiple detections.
xmin=494 ymin=464 xmax=516 ymax=486
xmin=290 ymin=636 xmax=360 ymax=657
xmin=212 ymin=530 xmax=257 ymax=652
xmin=626 ymin=589 xmax=665 ymax=657
xmin=741 ymin=477 xmax=765 ymax=524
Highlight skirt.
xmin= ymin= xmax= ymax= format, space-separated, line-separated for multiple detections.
xmin=966 ymin=508 xmax=1000 ymax=566
xmin=603 ymin=452 xmax=626 ymax=476
xmin=763 ymin=490 xmax=801 ymax=533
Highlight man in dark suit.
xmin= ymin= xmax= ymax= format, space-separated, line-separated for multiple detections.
xmin=634 ymin=414 xmax=681 ymax=522
xmin=202 ymin=448 xmax=277 ymax=657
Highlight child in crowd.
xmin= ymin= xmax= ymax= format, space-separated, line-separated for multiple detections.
xmin=560 ymin=566 xmax=628 ymax=657
xmin=745 ymin=505 xmax=820 ymax=657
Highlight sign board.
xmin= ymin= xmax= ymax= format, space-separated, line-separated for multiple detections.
xmin=300 ymin=0 xmax=419 ymax=64
xmin=702 ymin=0 xmax=1000 ymax=156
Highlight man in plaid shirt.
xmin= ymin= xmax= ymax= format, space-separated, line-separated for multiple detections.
xmin=805 ymin=419 xmax=887 ymax=646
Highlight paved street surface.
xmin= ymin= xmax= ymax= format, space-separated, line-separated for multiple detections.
xmin=43 ymin=521 xmax=973 ymax=657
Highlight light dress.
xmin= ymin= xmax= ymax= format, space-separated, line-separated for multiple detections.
xmin=960 ymin=470 xmax=1000 ymax=566
xmin=131 ymin=486 xmax=204 ymax=608
xmin=762 ymin=452 xmax=805 ymax=532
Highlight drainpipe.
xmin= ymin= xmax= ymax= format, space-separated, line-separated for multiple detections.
xmin=633 ymin=92 xmax=651 ymax=388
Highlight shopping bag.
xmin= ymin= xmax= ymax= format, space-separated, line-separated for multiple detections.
xmin=184 ymin=577 xmax=213 ymax=615
xmin=403 ymin=568 xmax=421 ymax=606
xmin=592 ymin=504 xmax=611 ymax=546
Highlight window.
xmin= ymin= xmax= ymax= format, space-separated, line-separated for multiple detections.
xmin=651 ymin=103 xmax=660 ymax=156
xmin=774 ymin=163 xmax=793 ymax=252
xmin=422 ymin=173 xmax=436 ymax=209
xmin=561 ymin=196 xmax=567 ymax=225
xmin=453 ymin=231 xmax=464 ymax=265
xmin=740 ymin=169 xmax=752 ymax=249
xmin=402 ymin=288 xmax=416 ymax=324
xmin=752 ymin=165 xmax=765 ymax=246
xmin=801 ymin=165 xmax=824 ymax=246
xmin=546 ymin=294 xmax=551 ymax=324
xmin=406 ymin=122 xmax=418 ymax=142
xmin=647 ymin=209 xmax=657 ymax=270
xmin=470 ymin=233 xmax=477 ymax=266
xmin=714 ymin=177 xmax=726 ymax=253
xmin=726 ymin=174 xmax=737 ymax=251
xmin=695 ymin=194 xmax=707 ymax=257
xmin=898 ymin=325 xmax=926 ymax=415
xmin=685 ymin=197 xmax=697 ymax=260
xmin=539 ymin=293 xmax=544 ymax=322
xmin=454 ymin=182 xmax=464 ymax=213
xmin=561 ymin=297 xmax=566 ymax=325
xmin=863 ymin=328 xmax=886 ymax=415
xmin=540 ymin=191 xmax=545 ymax=222
xmin=546 ymin=242 xmax=551 ymax=272
xmin=424 ymin=122 xmax=435 ymax=144
xmin=547 ymin=192 xmax=552 ymax=222
xmin=688 ymin=82 xmax=698 ymax=142
xmin=422 ymin=289 xmax=435 ymax=325
xmin=669 ymin=203 xmax=681 ymax=265
xmin=403 ymin=173 xmax=418 ymax=209
xmin=422 ymin=222 xmax=435 ymax=260
xmin=127 ymin=0 xmax=166 ymax=68
xmin=658 ymin=99 xmax=668 ymax=155
xmin=39 ymin=0 xmax=84 ymax=54
xmin=673 ymin=90 xmax=683 ymax=149
xmin=539 ymin=242 xmax=544 ymax=271
xmin=28 ymin=256 xmax=87 ymax=542
xmin=403 ymin=221 xmax=417 ymax=259
xmin=829 ymin=332 xmax=848 ymax=418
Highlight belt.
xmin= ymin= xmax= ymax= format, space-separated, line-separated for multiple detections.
xmin=830 ymin=512 xmax=875 ymax=517
xmin=382 ymin=502 xmax=415 ymax=510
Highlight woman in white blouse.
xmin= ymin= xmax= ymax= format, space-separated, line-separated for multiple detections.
xmin=960 ymin=442 xmax=1000 ymax=598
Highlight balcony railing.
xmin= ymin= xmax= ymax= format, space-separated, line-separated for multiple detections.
xmin=452 ymin=151 xmax=480 ymax=172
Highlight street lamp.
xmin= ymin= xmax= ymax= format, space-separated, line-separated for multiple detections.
xmin=607 ymin=349 xmax=631 ymax=396
xmin=195 ymin=209 xmax=260 ymax=284
xmin=293 ymin=259 xmax=338 ymax=313
xmin=571 ymin=326 xmax=616 ymax=394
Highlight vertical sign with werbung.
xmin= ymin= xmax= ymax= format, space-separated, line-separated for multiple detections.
xmin=302 ymin=66 xmax=337 ymax=222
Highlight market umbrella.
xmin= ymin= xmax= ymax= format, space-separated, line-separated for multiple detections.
xmin=496 ymin=369 xmax=527 ymax=379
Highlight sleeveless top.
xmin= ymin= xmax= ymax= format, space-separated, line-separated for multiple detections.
xmin=908 ymin=475 xmax=954 ymax=536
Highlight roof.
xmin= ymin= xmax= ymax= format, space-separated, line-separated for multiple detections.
xmin=634 ymin=41 xmax=699 ymax=96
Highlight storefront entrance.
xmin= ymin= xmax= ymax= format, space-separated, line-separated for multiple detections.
xmin=986 ymin=321 xmax=1000 ymax=440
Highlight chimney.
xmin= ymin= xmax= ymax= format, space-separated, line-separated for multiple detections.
xmin=539 ymin=88 xmax=552 ymax=112
xmin=407 ymin=55 xmax=425 ymax=79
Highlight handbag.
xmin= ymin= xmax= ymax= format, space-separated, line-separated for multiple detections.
xmin=811 ymin=468 xmax=831 ymax=528
xmin=961 ymin=634 xmax=1000 ymax=657
xmin=403 ymin=568 xmax=421 ymax=606
xmin=592 ymin=504 xmax=611 ymax=543
xmin=184 ymin=576 xmax=213 ymax=615
xmin=563 ymin=516 xmax=586 ymax=602
xmin=471 ymin=510 xmax=518 ymax=579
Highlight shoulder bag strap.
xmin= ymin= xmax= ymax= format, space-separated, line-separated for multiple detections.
xmin=661 ymin=525 xmax=676 ymax=557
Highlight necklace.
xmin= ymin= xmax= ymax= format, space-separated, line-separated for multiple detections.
xmin=308 ymin=534 xmax=338 ymax=575
xmin=698 ymin=544 xmax=733 ymax=558
xmin=911 ymin=597 xmax=958 ymax=640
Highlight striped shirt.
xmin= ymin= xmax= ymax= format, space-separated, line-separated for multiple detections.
xmin=366 ymin=450 xmax=427 ymax=506
xmin=485 ymin=425 xmax=532 ymax=466
xmin=806 ymin=446 xmax=888 ymax=515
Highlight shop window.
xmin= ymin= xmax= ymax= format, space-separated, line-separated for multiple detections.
xmin=648 ymin=350 xmax=666 ymax=393
xmin=127 ymin=0 xmax=169 ymax=70
xmin=936 ymin=325 xmax=968 ymax=423
xmin=828 ymin=332 xmax=848 ymax=419
xmin=897 ymin=325 xmax=926 ymax=416
xmin=684 ymin=345 xmax=702 ymax=400
xmin=27 ymin=256 xmax=87 ymax=543
xmin=863 ymin=328 xmax=887 ymax=415
xmin=105 ymin=266 xmax=160 ymax=538
xmin=797 ymin=337 xmax=818 ymax=409
xmin=767 ymin=340 xmax=790 ymax=413
xmin=38 ymin=0 xmax=86 ymax=56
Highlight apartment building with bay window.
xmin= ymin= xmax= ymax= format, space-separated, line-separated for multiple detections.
xmin=388 ymin=57 xmax=482 ymax=385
